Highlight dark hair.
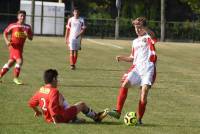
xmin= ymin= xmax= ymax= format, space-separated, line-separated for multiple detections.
xmin=73 ymin=7 xmax=79 ymax=11
xmin=43 ymin=69 xmax=58 ymax=84
xmin=17 ymin=10 xmax=26 ymax=16
xmin=136 ymin=17 xmax=147 ymax=26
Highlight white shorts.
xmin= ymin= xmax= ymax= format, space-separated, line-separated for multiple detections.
xmin=122 ymin=63 xmax=156 ymax=86
xmin=69 ymin=38 xmax=81 ymax=50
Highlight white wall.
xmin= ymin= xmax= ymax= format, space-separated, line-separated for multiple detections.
xmin=20 ymin=0 xmax=65 ymax=35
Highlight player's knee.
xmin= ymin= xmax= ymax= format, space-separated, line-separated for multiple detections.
xmin=3 ymin=64 xmax=10 ymax=69
xmin=121 ymin=80 xmax=130 ymax=88
xmin=15 ymin=63 xmax=21 ymax=68
xmin=78 ymin=101 xmax=86 ymax=109
xmin=16 ymin=60 xmax=23 ymax=65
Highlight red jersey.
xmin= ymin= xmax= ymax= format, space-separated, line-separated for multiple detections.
xmin=4 ymin=22 xmax=32 ymax=51
xmin=29 ymin=85 xmax=64 ymax=123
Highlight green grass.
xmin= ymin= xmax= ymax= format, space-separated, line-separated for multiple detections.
xmin=0 ymin=36 xmax=200 ymax=134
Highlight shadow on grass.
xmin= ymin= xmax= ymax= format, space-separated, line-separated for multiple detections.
xmin=139 ymin=123 xmax=200 ymax=128
xmin=77 ymin=67 xmax=123 ymax=72
xmin=69 ymin=121 xmax=122 ymax=125
xmin=60 ymin=84 xmax=118 ymax=89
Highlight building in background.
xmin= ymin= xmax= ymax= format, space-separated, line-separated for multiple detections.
xmin=20 ymin=0 xmax=65 ymax=35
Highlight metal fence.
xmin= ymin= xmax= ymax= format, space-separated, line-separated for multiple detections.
xmin=0 ymin=13 xmax=200 ymax=42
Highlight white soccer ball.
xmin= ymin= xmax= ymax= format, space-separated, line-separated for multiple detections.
xmin=124 ymin=112 xmax=137 ymax=126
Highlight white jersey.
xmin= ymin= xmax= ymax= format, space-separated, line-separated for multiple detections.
xmin=131 ymin=34 xmax=157 ymax=66
xmin=122 ymin=34 xmax=157 ymax=86
xmin=66 ymin=16 xmax=86 ymax=41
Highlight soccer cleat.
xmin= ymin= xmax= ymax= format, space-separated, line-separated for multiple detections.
xmin=107 ymin=109 xmax=121 ymax=119
xmin=136 ymin=119 xmax=143 ymax=125
xmin=70 ymin=65 xmax=76 ymax=70
xmin=13 ymin=78 xmax=23 ymax=85
xmin=94 ymin=108 xmax=109 ymax=122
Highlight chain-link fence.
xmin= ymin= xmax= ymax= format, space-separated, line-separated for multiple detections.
xmin=0 ymin=13 xmax=200 ymax=42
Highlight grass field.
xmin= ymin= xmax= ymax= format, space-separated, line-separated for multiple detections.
xmin=0 ymin=36 xmax=200 ymax=134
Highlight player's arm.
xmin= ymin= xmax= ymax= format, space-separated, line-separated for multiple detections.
xmin=116 ymin=55 xmax=133 ymax=62
xmin=3 ymin=28 xmax=11 ymax=47
xmin=27 ymin=27 xmax=33 ymax=41
xmin=65 ymin=28 xmax=70 ymax=44
xmin=49 ymin=90 xmax=63 ymax=124
xmin=65 ymin=18 xmax=71 ymax=44
xmin=32 ymin=107 xmax=42 ymax=117
xmin=28 ymin=93 xmax=42 ymax=117
xmin=76 ymin=19 xmax=86 ymax=39
xmin=76 ymin=27 xmax=86 ymax=39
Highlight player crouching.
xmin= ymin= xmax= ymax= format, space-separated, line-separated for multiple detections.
xmin=28 ymin=69 xmax=108 ymax=124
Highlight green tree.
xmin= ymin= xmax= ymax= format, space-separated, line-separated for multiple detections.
xmin=180 ymin=0 xmax=200 ymax=14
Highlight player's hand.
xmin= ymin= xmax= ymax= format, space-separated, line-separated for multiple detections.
xmin=66 ymin=38 xmax=69 ymax=44
xmin=24 ymin=31 xmax=28 ymax=37
xmin=6 ymin=40 xmax=11 ymax=47
xmin=34 ymin=111 xmax=42 ymax=117
xmin=76 ymin=34 xmax=80 ymax=39
xmin=116 ymin=56 xmax=121 ymax=62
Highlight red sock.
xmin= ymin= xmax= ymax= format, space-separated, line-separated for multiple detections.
xmin=73 ymin=55 xmax=77 ymax=65
xmin=116 ymin=87 xmax=128 ymax=113
xmin=14 ymin=67 xmax=21 ymax=78
xmin=70 ymin=55 xmax=74 ymax=65
xmin=0 ymin=68 xmax=9 ymax=77
xmin=137 ymin=100 xmax=147 ymax=120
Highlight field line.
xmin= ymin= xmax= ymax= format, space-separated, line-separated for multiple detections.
xmin=86 ymin=38 xmax=124 ymax=49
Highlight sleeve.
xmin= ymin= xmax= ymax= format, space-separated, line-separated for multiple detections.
xmin=28 ymin=92 xmax=39 ymax=108
xmin=66 ymin=18 xmax=71 ymax=29
xmin=130 ymin=41 xmax=134 ymax=58
xmin=81 ymin=18 xmax=86 ymax=29
xmin=4 ymin=24 xmax=12 ymax=35
xmin=48 ymin=89 xmax=60 ymax=117
xmin=27 ymin=25 xmax=33 ymax=37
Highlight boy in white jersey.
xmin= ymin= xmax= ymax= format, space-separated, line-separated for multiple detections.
xmin=108 ymin=17 xmax=157 ymax=125
xmin=65 ymin=7 xmax=86 ymax=70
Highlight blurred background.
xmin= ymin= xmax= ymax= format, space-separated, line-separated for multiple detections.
xmin=0 ymin=0 xmax=199 ymax=42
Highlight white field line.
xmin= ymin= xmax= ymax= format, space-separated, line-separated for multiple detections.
xmin=86 ymin=38 xmax=124 ymax=49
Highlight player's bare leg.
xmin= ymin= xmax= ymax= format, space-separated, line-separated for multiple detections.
xmin=0 ymin=59 xmax=15 ymax=82
xmin=136 ymin=84 xmax=150 ymax=124
xmin=13 ymin=58 xmax=23 ymax=85
xmin=70 ymin=50 xmax=76 ymax=70
xmin=74 ymin=50 xmax=78 ymax=67
xmin=108 ymin=79 xmax=131 ymax=119
xmin=74 ymin=101 xmax=108 ymax=122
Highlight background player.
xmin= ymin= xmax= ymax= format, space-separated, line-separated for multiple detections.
xmin=29 ymin=69 xmax=108 ymax=124
xmin=0 ymin=10 xmax=33 ymax=84
xmin=108 ymin=17 xmax=157 ymax=125
xmin=65 ymin=7 xmax=86 ymax=70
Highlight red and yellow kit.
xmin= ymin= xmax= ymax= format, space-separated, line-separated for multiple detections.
xmin=4 ymin=22 xmax=32 ymax=59
xmin=29 ymin=85 xmax=77 ymax=123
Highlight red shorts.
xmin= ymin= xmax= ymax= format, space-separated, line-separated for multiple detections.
xmin=9 ymin=47 xmax=23 ymax=60
xmin=61 ymin=106 xmax=78 ymax=123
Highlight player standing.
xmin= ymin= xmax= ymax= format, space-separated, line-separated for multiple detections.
xmin=28 ymin=69 xmax=108 ymax=124
xmin=108 ymin=17 xmax=157 ymax=125
xmin=0 ymin=10 xmax=33 ymax=85
xmin=65 ymin=7 xmax=86 ymax=70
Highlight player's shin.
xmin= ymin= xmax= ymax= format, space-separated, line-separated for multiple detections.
xmin=136 ymin=100 xmax=147 ymax=120
xmin=116 ymin=87 xmax=128 ymax=113
xmin=14 ymin=64 xmax=21 ymax=78
xmin=0 ymin=64 xmax=10 ymax=78
xmin=83 ymin=107 xmax=97 ymax=120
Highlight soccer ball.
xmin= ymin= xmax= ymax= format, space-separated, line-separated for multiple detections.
xmin=124 ymin=112 xmax=137 ymax=126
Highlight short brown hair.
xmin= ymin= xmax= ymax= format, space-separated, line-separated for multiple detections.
xmin=17 ymin=10 xmax=26 ymax=16
xmin=132 ymin=17 xmax=147 ymax=26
